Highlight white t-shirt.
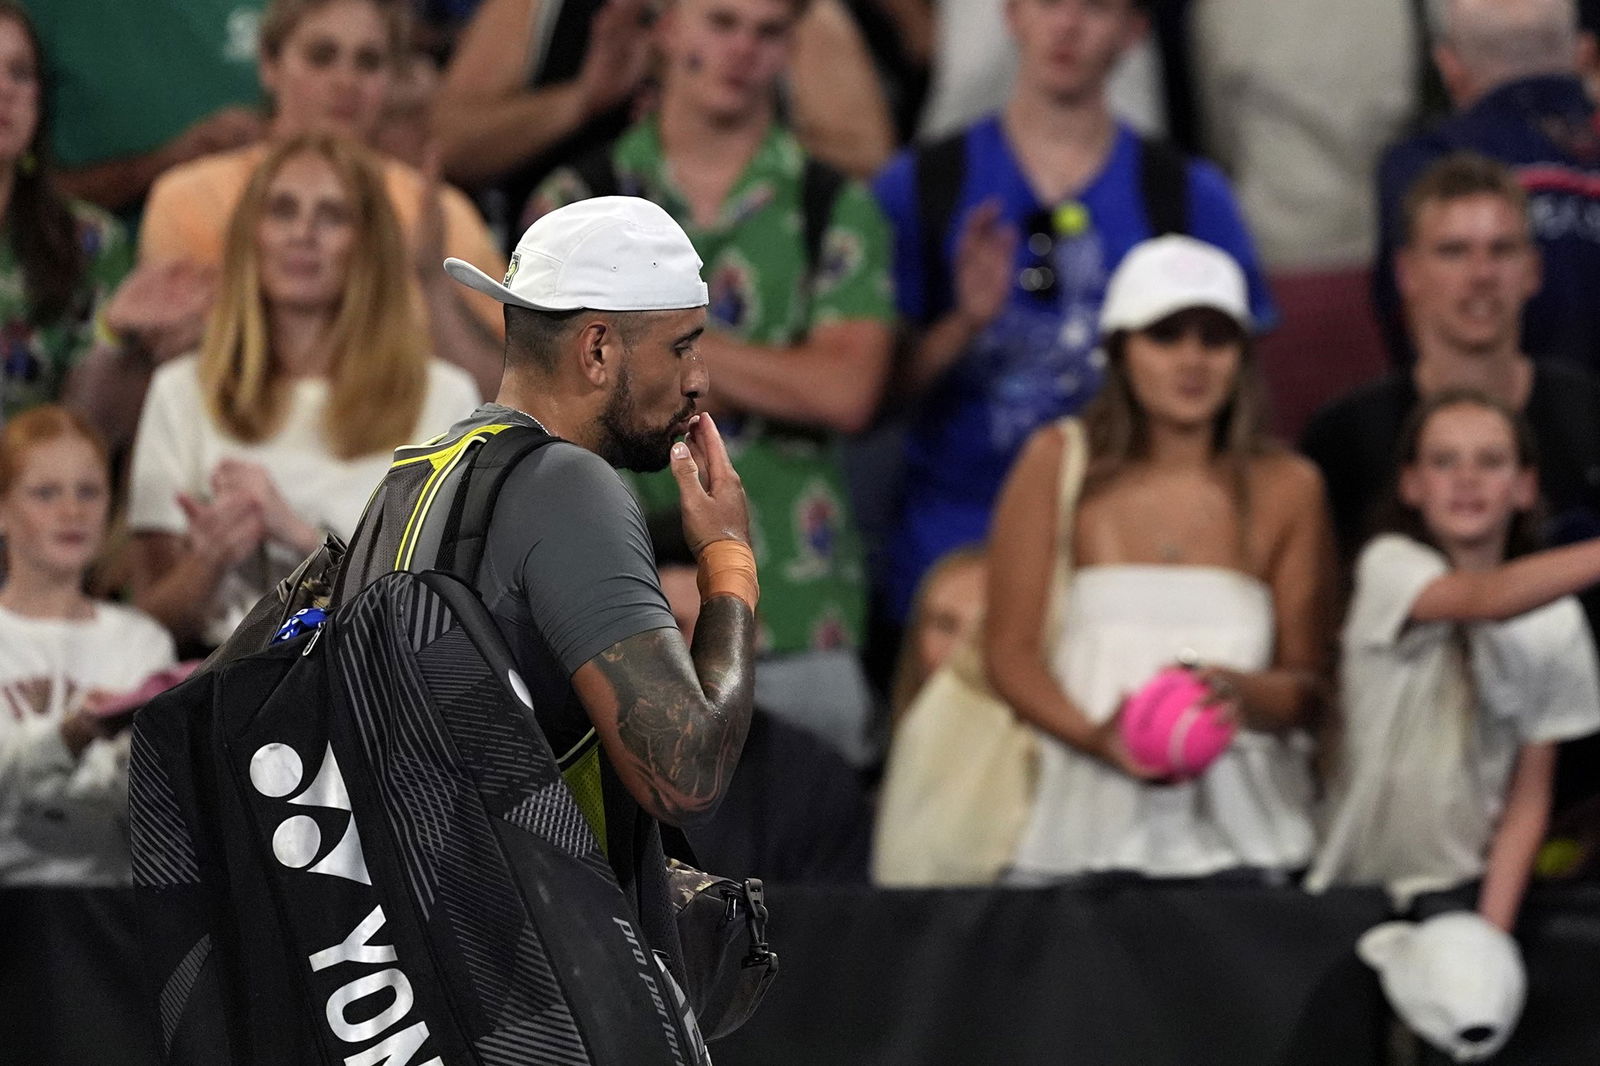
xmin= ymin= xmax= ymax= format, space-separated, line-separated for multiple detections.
xmin=127 ymin=354 xmax=480 ymax=645
xmin=1308 ymin=534 xmax=1600 ymax=901
xmin=1190 ymin=0 xmax=1416 ymax=270
xmin=0 ymin=602 xmax=176 ymax=885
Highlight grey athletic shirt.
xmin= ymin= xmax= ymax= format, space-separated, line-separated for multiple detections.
xmin=457 ymin=404 xmax=678 ymax=758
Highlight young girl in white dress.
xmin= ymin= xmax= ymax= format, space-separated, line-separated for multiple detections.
xmin=987 ymin=235 xmax=1336 ymax=882
xmin=0 ymin=406 xmax=176 ymax=885
xmin=1307 ymin=391 xmax=1600 ymax=929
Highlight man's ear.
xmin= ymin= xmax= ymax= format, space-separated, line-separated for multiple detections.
xmin=1396 ymin=244 xmax=1419 ymax=305
xmin=1433 ymin=43 xmax=1473 ymax=107
xmin=576 ymin=318 xmax=616 ymax=387
xmin=1398 ymin=463 xmax=1424 ymax=510
xmin=1512 ymin=466 xmax=1538 ymax=512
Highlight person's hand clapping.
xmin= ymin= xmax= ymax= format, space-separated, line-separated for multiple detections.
xmin=104 ymin=260 xmax=218 ymax=363
xmin=670 ymin=413 xmax=751 ymax=555
xmin=953 ymin=199 xmax=1017 ymax=332
xmin=577 ymin=0 xmax=654 ymax=118
xmin=166 ymin=106 xmax=266 ymax=167
xmin=177 ymin=488 xmax=267 ymax=570
xmin=209 ymin=459 xmax=322 ymax=556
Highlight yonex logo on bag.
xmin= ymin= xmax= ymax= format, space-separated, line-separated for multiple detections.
xmin=249 ymin=742 xmax=372 ymax=885
xmin=252 ymin=742 xmax=444 ymax=1066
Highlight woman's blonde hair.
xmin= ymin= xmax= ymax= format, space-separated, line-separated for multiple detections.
xmin=198 ymin=132 xmax=427 ymax=460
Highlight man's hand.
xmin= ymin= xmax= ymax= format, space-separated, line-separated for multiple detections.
xmin=412 ymin=143 xmax=449 ymax=285
xmin=165 ymin=107 xmax=266 ymax=167
xmin=576 ymin=0 xmax=654 ymax=117
xmin=105 ymin=260 xmax=217 ymax=363
xmin=953 ymin=199 xmax=1017 ymax=331
xmin=670 ymin=413 xmax=751 ymax=554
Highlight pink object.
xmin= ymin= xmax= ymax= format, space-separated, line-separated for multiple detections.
xmin=1119 ymin=667 xmax=1236 ymax=779
xmin=85 ymin=661 xmax=201 ymax=721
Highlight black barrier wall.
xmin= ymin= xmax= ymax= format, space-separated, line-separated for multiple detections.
xmin=6 ymin=883 xmax=1600 ymax=1065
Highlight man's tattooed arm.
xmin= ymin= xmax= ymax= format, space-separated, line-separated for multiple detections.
xmin=572 ymin=596 xmax=756 ymax=826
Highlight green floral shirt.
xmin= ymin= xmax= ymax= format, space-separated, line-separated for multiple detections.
xmin=0 ymin=202 xmax=132 ymax=423
xmin=531 ymin=120 xmax=895 ymax=655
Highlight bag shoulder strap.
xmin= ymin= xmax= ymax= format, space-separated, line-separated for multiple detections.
xmin=436 ymin=424 xmax=559 ymax=580
xmin=1044 ymin=418 xmax=1089 ymax=642
xmin=799 ymin=156 xmax=846 ymax=283
xmin=914 ymin=129 xmax=968 ymax=321
xmin=1136 ymin=133 xmax=1190 ymax=237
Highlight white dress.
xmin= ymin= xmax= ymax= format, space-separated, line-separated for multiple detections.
xmin=1009 ymin=565 xmax=1315 ymax=880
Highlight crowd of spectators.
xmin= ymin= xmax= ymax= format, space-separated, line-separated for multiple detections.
xmin=8 ymin=0 xmax=1600 ymax=1055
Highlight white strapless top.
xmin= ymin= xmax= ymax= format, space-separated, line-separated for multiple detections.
xmin=1010 ymin=566 xmax=1315 ymax=880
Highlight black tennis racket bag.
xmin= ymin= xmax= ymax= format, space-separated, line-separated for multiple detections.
xmin=129 ymin=566 xmax=706 ymax=1066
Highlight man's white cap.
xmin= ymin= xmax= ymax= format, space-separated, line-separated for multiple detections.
xmin=1098 ymin=234 xmax=1252 ymax=336
xmin=444 ymin=196 xmax=709 ymax=312
xmin=1357 ymin=912 xmax=1527 ymax=1063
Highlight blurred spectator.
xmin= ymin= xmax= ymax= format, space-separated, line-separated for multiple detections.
xmin=987 ymin=237 xmax=1330 ymax=883
xmin=1375 ymin=0 xmax=1600 ymax=373
xmin=139 ymin=0 xmax=507 ymax=396
xmin=1304 ymin=154 xmax=1600 ymax=572
xmin=888 ymin=543 xmax=985 ymax=727
xmin=1304 ymin=155 xmax=1600 ymax=827
xmin=29 ymin=0 xmax=266 ymax=216
xmin=658 ymin=562 xmax=871 ymax=883
xmin=872 ymin=0 xmax=1274 ymax=623
xmin=916 ymin=0 xmax=1169 ymax=141
xmin=0 ymin=4 xmax=133 ymax=426
xmin=1307 ymin=391 xmax=1600 ymax=931
xmin=1189 ymin=0 xmax=1414 ymax=439
xmin=529 ymin=0 xmax=895 ymax=766
xmin=124 ymin=135 xmax=479 ymax=652
xmin=432 ymin=0 xmax=893 ymax=237
xmin=0 ymin=407 xmax=176 ymax=885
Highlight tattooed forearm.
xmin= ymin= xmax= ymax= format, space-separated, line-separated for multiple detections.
xmin=586 ymin=596 xmax=756 ymax=826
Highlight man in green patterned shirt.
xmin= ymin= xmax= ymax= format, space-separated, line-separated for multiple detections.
xmin=526 ymin=0 xmax=894 ymax=764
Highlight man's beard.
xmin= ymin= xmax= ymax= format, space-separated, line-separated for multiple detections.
xmin=595 ymin=363 xmax=694 ymax=473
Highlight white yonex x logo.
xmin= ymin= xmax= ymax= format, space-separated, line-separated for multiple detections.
xmin=249 ymin=742 xmax=372 ymax=885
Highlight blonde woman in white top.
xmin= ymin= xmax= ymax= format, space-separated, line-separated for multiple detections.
xmin=127 ymin=133 xmax=477 ymax=649
xmin=0 ymin=407 xmax=176 ymax=885
xmin=987 ymin=236 xmax=1335 ymax=881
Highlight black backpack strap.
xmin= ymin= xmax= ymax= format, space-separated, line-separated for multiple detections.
xmin=1137 ymin=133 xmax=1190 ymax=237
xmin=436 ymin=425 xmax=559 ymax=580
xmin=569 ymin=147 xmax=622 ymax=199
xmin=799 ymin=157 xmax=846 ymax=284
xmin=913 ymin=129 xmax=968 ymax=323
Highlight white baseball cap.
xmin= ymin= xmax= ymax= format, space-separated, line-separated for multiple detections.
xmin=1098 ymin=234 xmax=1251 ymax=336
xmin=444 ymin=196 xmax=709 ymax=312
xmin=1357 ymin=912 xmax=1527 ymax=1063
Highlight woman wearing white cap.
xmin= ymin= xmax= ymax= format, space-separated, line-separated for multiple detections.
xmin=986 ymin=234 xmax=1336 ymax=882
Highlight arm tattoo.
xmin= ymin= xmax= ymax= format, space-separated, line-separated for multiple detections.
xmin=592 ymin=596 xmax=756 ymax=824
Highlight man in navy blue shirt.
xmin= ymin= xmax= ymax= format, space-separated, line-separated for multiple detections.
xmin=1375 ymin=0 xmax=1600 ymax=370
xmin=871 ymin=0 xmax=1272 ymax=622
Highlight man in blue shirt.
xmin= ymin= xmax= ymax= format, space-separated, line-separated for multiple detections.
xmin=872 ymin=0 xmax=1273 ymax=621
xmin=1375 ymin=0 xmax=1600 ymax=370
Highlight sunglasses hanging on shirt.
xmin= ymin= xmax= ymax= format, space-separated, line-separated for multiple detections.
xmin=1018 ymin=200 xmax=1091 ymax=304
